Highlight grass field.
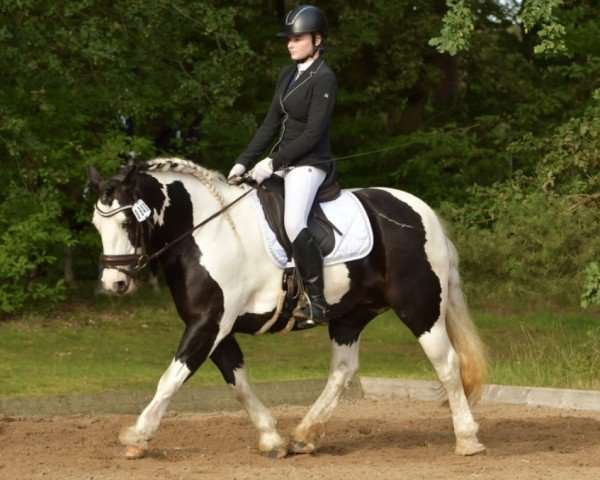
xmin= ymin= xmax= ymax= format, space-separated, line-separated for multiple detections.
xmin=0 ymin=285 xmax=598 ymax=399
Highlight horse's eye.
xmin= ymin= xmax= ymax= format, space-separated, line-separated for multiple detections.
xmin=122 ymin=219 xmax=132 ymax=228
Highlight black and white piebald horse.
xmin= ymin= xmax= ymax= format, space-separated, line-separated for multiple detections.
xmin=88 ymin=158 xmax=487 ymax=459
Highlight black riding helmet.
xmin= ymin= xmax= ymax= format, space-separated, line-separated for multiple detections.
xmin=277 ymin=5 xmax=328 ymax=38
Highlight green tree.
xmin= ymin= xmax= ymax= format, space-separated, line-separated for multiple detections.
xmin=0 ymin=1 xmax=251 ymax=313
xmin=0 ymin=0 xmax=597 ymax=313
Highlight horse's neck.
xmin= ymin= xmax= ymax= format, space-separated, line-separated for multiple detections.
xmin=184 ymin=179 xmax=265 ymax=261
xmin=145 ymin=170 xmax=259 ymax=243
xmin=185 ymin=176 xmax=251 ymax=226
xmin=147 ymin=169 xmax=224 ymax=211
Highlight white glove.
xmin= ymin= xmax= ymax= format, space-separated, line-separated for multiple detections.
xmin=227 ymin=163 xmax=246 ymax=179
xmin=251 ymin=157 xmax=274 ymax=184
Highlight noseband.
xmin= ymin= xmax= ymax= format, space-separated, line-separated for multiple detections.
xmin=95 ymin=201 xmax=151 ymax=278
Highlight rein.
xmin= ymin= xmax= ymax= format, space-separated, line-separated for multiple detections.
xmin=96 ymin=185 xmax=257 ymax=276
xmin=141 ymin=185 xmax=256 ymax=268
xmin=307 ymin=123 xmax=481 ymax=167
xmin=97 ymin=123 xmax=479 ymax=277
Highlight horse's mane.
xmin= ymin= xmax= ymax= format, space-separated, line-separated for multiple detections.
xmin=142 ymin=158 xmax=236 ymax=231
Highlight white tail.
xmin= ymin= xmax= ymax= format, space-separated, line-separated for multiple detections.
xmin=444 ymin=236 xmax=488 ymax=405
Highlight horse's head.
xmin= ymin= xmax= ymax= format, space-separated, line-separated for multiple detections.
xmin=88 ymin=164 xmax=150 ymax=295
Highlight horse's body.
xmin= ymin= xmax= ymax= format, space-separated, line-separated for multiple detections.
xmin=90 ymin=158 xmax=487 ymax=458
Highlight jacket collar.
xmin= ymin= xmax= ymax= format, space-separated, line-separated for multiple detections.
xmin=280 ymin=57 xmax=325 ymax=102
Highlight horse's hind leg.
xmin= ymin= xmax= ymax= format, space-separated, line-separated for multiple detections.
xmin=290 ymin=308 xmax=376 ymax=454
xmin=210 ymin=336 xmax=288 ymax=459
xmin=417 ymin=318 xmax=485 ymax=455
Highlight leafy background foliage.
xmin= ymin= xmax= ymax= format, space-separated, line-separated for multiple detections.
xmin=0 ymin=0 xmax=598 ymax=313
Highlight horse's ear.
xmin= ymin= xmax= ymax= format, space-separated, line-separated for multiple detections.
xmin=120 ymin=163 xmax=141 ymax=189
xmin=86 ymin=165 xmax=103 ymax=189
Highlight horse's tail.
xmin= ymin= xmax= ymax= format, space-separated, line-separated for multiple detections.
xmin=444 ymin=235 xmax=487 ymax=405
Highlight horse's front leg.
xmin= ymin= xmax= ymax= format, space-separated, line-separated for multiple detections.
xmin=210 ymin=335 xmax=288 ymax=459
xmin=290 ymin=314 xmax=373 ymax=454
xmin=119 ymin=320 xmax=219 ymax=459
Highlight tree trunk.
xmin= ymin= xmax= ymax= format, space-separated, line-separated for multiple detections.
xmin=64 ymin=246 xmax=76 ymax=289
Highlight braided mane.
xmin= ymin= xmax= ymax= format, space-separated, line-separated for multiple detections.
xmin=142 ymin=158 xmax=236 ymax=231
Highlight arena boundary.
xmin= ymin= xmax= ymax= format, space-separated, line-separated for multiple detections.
xmin=1 ymin=377 xmax=598 ymax=416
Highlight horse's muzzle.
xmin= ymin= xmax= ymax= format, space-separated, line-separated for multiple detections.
xmin=112 ymin=279 xmax=131 ymax=295
xmin=99 ymin=254 xmax=139 ymax=294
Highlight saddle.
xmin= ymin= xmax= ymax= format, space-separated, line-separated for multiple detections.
xmin=254 ymin=175 xmax=341 ymax=332
xmin=256 ymin=175 xmax=342 ymax=262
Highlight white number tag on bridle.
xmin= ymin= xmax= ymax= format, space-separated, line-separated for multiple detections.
xmin=132 ymin=199 xmax=151 ymax=222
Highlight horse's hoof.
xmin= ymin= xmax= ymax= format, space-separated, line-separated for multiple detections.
xmin=266 ymin=446 xmax=288 ymax=459
xmin=290 ymin=439 xmax=316 ymax=454
xmin=455 ymin=437 xmax=486 ymax=456
xmin=123 ymin=445 xmax=147 ymax=459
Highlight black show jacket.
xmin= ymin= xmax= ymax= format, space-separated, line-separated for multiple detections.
xmin=235 ymin=57 xmax=338 ymax=188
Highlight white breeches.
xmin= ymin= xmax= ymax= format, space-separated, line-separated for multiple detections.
xmin=282 ymin=166 xmax=326 ymax=242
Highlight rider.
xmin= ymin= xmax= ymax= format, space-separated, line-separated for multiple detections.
xmin=228 ymin=5 xmax=338 ymax=328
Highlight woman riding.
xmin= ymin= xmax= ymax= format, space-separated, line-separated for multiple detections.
xmin=227 ymin=5 xmax=338 ymax=329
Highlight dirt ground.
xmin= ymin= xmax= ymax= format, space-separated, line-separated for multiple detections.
xmin=1 ymin=397 xmax=599 ymax=480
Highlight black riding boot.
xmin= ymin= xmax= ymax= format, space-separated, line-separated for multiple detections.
xmin=292 ymin=228 xmax=328 ymax=328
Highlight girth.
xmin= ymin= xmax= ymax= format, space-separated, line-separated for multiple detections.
xmin=256 ymin=176 xmax=341 ymax=261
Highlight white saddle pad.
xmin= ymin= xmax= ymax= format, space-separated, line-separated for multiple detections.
xmin=249 ymin=188 xmax=374 ymax=269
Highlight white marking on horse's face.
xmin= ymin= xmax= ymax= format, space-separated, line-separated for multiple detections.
xmin=92 ymin=200 xmax=136 ymax=294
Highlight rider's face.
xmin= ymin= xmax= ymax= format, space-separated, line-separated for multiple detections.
xmin=287 ymin=33 xmax=321 ymax=61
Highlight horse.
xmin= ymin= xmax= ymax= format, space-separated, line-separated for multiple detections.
xmin=88 ymin=157 xmax=487 ymax=459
